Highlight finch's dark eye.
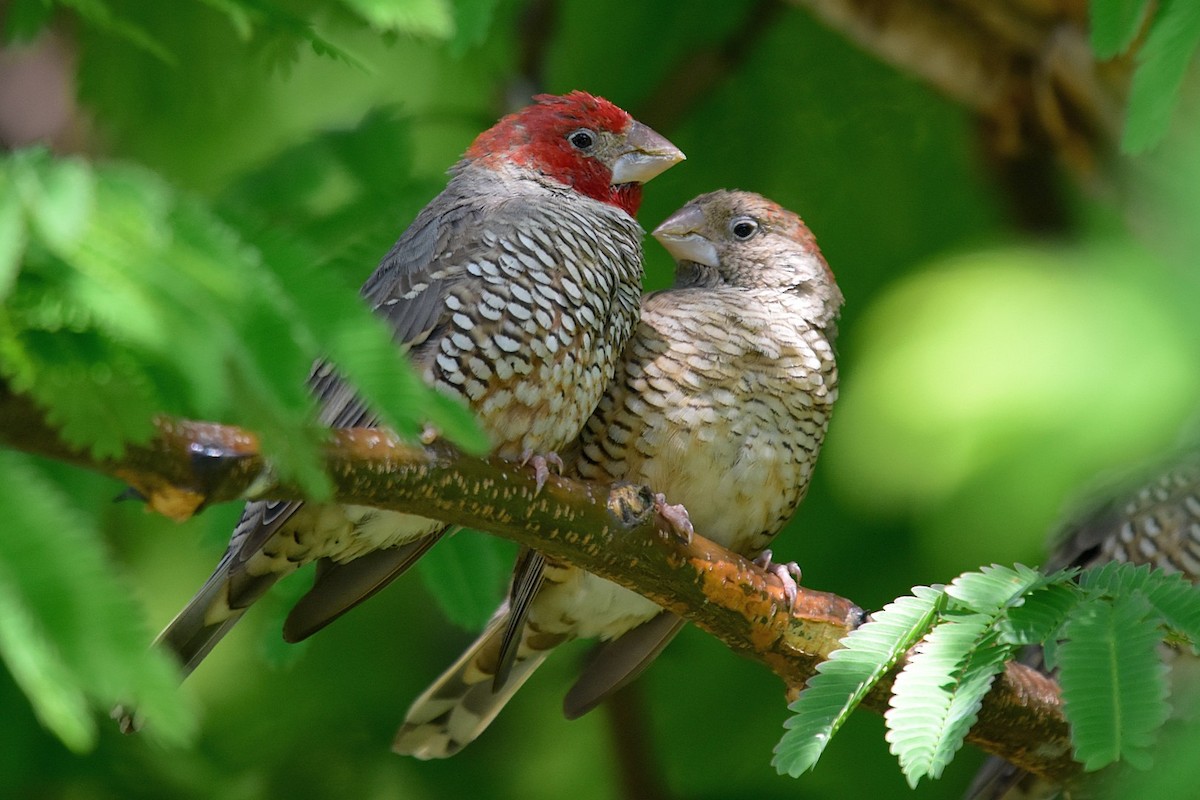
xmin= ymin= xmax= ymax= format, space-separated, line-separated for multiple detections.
xmin=731 ymin=218 xmax=758 ymax=240
xmin=568 ymin=129 xmax=596 ymax=150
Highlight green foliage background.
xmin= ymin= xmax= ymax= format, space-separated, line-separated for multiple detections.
xmin=1 ymin=0 xmax=1199 ymax=797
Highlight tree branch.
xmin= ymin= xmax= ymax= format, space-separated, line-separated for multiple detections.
xmin=789 ymin=0 xmax=1127 ymax=180
xmin=0 ymin=387 xmax=1076 ymax=783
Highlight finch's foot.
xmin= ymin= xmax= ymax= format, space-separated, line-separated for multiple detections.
xmin=419 ymin=424 xmax=441 ymax=446
xmin=654 ymin=493 xmax=694 ymax=545
xmin=111 ymin=705 xmax=141 ymax=735
xmin=521 ymin=449 xmax=564 ymax=494
xmin=754 ymin=550 xmax=803 ymax=610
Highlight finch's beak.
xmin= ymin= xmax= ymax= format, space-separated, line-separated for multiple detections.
xmin=610 ymin=122 xmax=685 ymax=185
xmin=652 ymin=204 xmax=718 ymax=267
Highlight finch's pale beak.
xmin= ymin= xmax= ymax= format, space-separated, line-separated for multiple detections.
xmin=652 ymin=204 xmax=718 ymax=267
xmin=610 ymin=122 xmax=685 ymax=185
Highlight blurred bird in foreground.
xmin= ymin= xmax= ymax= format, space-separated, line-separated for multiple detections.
xmin=965 ymin=449 xmax=1200 ymax=800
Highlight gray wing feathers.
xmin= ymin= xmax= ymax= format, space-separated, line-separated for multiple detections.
xmin=563 ymin=611 xmax=687 ymax=719
xmin=494 ymin=547 xmax=546 ymax=689
xmin=282 ymin=526 xmax=454 ymax=643
xmin=156 ymin=503 xmax=292 ymax=672
xmin=168 ymin=198 xmax=474 ymax=661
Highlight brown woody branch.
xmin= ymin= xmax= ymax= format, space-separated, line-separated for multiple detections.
xmin=0 ymin=388 xmax=1076 ymax=783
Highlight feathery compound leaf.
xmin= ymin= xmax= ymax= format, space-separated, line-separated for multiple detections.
xmin=1058 ymin=595 xmax=1170 ymax=770
xmin=885 ymin=611 xmax=1009 ymax=787
xmin=5 ymin=149 xmax=485 ymax=487
xmin=1121 ymin=0 xmax=1200 ymax=153
xmin=944 ymin=563 xmax=1049 ymax=614
xmin=252 ymin=233 xmax=488 ymax=455
xmin=0 ymin=578 xmax=93 ymax=751
xmin=880 ymin=565 xmax=1048 ymax=786
xmin=0 ymin=452 xmax=195 ymax=750
xmin=8 ymin=148 xmax=94 ymax=257
xmin=998 ymin=581 xmax=1081 ymax=647
xmin=773 ymin=585 xmax=945 ymax=777
xmin=339 ymin=0 xmax=455 ymax=38
xmin=1090 ymin=0 xmax=1153 ymax=58
xmin=1081 ymin=562 xmax=1200 ymax=645
xmin=0 ymin=178 xmax=27 ymax=297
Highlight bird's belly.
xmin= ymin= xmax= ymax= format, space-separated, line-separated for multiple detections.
xmin=529 ymin=566 xmax=662 ymax=642
xmin=638 ymin=423 xmax=809 ymax=555
xmin=250 ymin=505 xmax=444 ymax=574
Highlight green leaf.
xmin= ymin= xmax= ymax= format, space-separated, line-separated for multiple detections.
xmin=11 ymin=148 xmax=95 ymax=254
xmin=1080 ymin=561 xmax=1200 ymax=650
xmin=998 ymin=581 xmax=1081 ymax=647
xmin=192 ymin=0 xmax=256 ymax=39
xmin=0 ymin=578 xmax=94 ymax=751
xmin=414 ymin=529 xmax=515 ymax=630
xmin=0 ymin=451 xmax=195 ymax=749
xmin=1122 ymin=0 xmax=1200 ymax=153
xmin=773 ymin=585 xmax=945 ymax=777
xmin=885 ymin=611 xmax=1010 ymax=786
xmin=944 ymin=563 xmax=1048 ymax=614
xmin=0 ymin=181 xmax=25 ymax=300
xmin=2 ymin=0 xmax=56 ymax=43
xmin=253 ymin=233 xmax=488 ymax=455
xmin=57 ymin=0 xmax=175 ymax=63
xmin=448 ymin=0 xmax=499 ymax=55
xmin=1058 ymin=594 xmax=1170 ymax=770
xmin=339 ymin=0 xmax=454 ymax=38
xmin=21 ymin=330 xmax=159 ymax=456
xmin=1090 ymin=0 xmax=1153 ymax=58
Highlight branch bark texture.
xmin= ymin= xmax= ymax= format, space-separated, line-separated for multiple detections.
xmin=0 ymin=388 xmax=1077 ymax=783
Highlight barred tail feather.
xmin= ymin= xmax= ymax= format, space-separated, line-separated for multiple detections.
xmin=393 ymin=611 xmax=551 ymax=759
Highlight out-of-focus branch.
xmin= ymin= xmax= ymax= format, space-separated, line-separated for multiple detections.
xmin=503 ymin=0 xmax=560 ymax=110
xmin=0 ymin=387 xmax=1077 ymax=783
xmin=791 ymin=0 xmax=1128 ymax=181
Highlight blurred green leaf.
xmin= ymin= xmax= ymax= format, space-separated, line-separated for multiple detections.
xmin=2 ymin=0 xmax=56 ymax=43
xmin=1121 ymin=0 xmax=1200 ymax=152
xmin=0 ymin=578 xmax=94 ymax=751
xmin=192 ymin=0 xmax=256 ymax=39
xmin=4 ymin=148 xmax=484 ymax=487
xmin=0 ymin=450 xmax=195 ymax=750
xmin=339 ymin=0 xmax=454 ymax=37
xmin=414 ymin=528 xmax=515 ymax=630
xmin=448 ymin=0 xmax=499 ymax=54
xmin=21 ymin=330 xmax=158 ymax=457
xmin=59 ymin=0 xmax=175 ymax=63
xmin=9 ymin=149 xmax=94 ymax=254
xmin=1090 ymin=0 xmax=1151 ymax=58
xmin=0 ymin=187 xmax=24 ymax=299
